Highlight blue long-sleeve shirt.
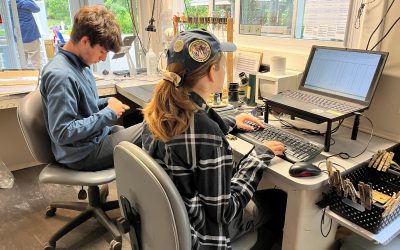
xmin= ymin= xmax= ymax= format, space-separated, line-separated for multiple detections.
xmin=15 ymin=0 xmax=41 ymax=43
xmin=40 ymin=47 xmax=117 ymax=164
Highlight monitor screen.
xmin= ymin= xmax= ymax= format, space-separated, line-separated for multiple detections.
xmin=300 ymin=46 xmax=388 ymax=105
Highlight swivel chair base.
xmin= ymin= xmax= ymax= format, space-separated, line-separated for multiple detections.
xmin=43 ymin=186 xmax=121 ymax=250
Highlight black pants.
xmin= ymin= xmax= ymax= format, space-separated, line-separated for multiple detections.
xmin=228 ymin=189 xmax=287 ymax=250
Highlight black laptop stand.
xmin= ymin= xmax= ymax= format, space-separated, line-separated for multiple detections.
xmin=264 ymin=99 xmax=363 ymax=152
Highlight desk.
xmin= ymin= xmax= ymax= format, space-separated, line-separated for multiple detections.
xmin=0 ymin=77 xmax=117 ymax=109
xmin=115 ymin=75 xmax=160 ymax=107
xmin=258 ymin=117 xmax=398 ymax=250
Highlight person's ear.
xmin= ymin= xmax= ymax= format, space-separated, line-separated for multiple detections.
xmin=208 ymin=64 xmax=216 ymax=82
xmin=81 ymin=36 xmax=91 ymax=47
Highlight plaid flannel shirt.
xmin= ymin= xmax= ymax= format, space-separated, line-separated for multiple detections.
xmin=142 ymin=92 xmax=275 ymax=249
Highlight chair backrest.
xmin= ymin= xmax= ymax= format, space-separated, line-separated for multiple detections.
xmin=17 ymin=91 xmax=55 ymax=164
xmin=114 ymin=141 xmax=191 ymax=250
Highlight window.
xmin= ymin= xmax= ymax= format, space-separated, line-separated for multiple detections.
xmin=183 ymin=0 xmax=235 ymax=29
xmin=239 ymin=0 xmax=351 ymax=42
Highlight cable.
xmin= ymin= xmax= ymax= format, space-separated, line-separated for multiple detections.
xmin=318 ymin=160 xmax=347 ymax=173
xmin=325 ymin=113 xmax=374 ymax=160
xmin=370 ymin=16 xmax=400 ymax=50
xmin=320 ymin=208 xmax=332 ymax=237
xmin=366 ymin=0 xmax=396 ymax=50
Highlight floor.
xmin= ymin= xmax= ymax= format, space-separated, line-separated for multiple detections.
xmin=0 ymin=165 xmax=131 ymax=250
xmin=8 ymin=165 xmax=399 ymax=250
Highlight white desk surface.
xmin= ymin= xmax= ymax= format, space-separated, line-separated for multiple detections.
xmin=0 ymin=76 xmax=118 ymax=109
xmin=115 ymin=75 xmax=161 ymax=107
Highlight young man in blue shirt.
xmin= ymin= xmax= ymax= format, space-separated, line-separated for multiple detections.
xmin=40 ymin=5 xmax=142 ymax=171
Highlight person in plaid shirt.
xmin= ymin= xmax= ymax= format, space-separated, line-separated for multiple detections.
xmin=142 ymin=29 xmax=287 ymax=249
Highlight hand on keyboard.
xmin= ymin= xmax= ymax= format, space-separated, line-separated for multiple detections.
xmin=235 ymin=113 xmax=265 ymax=131
xmin=263 ymin=141 xmax=285 ymax=156
xmin=234 ymin=121 xmax=325 ymax=162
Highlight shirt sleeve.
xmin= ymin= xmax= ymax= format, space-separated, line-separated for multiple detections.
xmin=21 ymin=0 xmax=41 ymax=13
xmin=194 ymin=132 xmax=273 ymax=225
xmin=42 ymin=70 xmax=116 ymax=145
xmin=98 ymin=97 xmax=109 ymax=109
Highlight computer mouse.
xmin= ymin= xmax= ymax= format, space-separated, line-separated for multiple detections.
xmin=289 ymin=162 xmax=322 ymax=177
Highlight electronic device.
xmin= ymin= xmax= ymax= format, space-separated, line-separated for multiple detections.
xmin=234 ymin=121 xmax=324 ymax=163
xmin=265 ymin=46 xmax=389 ymax=120
xmin=289 ymin=162 xmax=322 ymax=177
xmin=257 ymin=70 xmax=302 ymax=98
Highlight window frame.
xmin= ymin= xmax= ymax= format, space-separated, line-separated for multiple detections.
xmin=234 ymin=0 xmax=360 ymax=54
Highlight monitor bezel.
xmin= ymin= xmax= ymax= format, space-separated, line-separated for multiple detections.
xmin=299 ymin=45 xmax=388 ymax=107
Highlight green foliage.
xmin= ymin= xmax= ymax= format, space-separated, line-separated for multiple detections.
xmin=44 ymin=0 xmax=70 ymax=26
xmin=183 ymin=0 xmax=208 ymax=30
xmin=105 ymin=0 xmax=133 ymax=34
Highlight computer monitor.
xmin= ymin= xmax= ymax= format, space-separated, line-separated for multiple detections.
xmin=300 ymin=46 xmax=388 ymax=106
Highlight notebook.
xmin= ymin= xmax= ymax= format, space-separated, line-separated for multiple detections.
xmin=265 ymin=46 xmax=388 ymax=120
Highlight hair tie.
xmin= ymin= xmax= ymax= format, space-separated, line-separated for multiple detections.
xmin=161 ymin=70 xmax=181 ymax=87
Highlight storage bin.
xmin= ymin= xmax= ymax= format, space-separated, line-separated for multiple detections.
xmin=328 ymin=144 xmax=400 ymax=234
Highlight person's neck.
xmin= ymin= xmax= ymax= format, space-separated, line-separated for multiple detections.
xmin=191 ymin=78 xmax=213 ymax=102
xmin=63 ymin=41 xmax=81 ymax=57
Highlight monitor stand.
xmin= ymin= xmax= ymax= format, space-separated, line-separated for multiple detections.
xmin=264 ymin=100 xmax=362 ymax=152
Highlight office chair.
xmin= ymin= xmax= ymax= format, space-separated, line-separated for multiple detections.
xmin=17 ymin=91 xmax=122 ymax=250
xmin=113 ymin=141 xmax=258 ymax=250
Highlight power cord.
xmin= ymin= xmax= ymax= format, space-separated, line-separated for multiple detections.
xmin=366 ymin=0 xmax=396 ymax=50
xmin=370 ymin=15 xmax=400 ymax=51
xmin=320 ymin=208 xmax=332 ymax=237
xmin=325 ymin=113 xmax=374 ymax=161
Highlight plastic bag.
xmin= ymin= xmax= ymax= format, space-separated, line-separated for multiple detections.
xmin=0 ymin=160 xmax=14 ymax=189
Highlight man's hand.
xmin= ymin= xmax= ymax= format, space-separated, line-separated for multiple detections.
xmin=107 ymin=97 xmax=126 ymax=119
xmin=235 ymin=113 xmax=265 ymax=131
xmin=263 ymin=141 xmax=285 ymax=156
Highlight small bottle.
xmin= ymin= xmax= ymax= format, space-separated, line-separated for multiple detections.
xmin=145 ymin=48 xmax=157 ymax=76
xmin=0 ymin=160 xmax=14 ymax=189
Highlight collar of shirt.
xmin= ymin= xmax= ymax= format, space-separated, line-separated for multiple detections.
xmin=58 ymin=47 xmax=89 ymax=70
xmin=189 ymin=91 xmax=231 ymax=135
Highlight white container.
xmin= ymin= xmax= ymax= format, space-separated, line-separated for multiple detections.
xmin=270 ymin=56 xmax=286 ymax=76
xmin=145 ymin=48 xmax=158 ymax=76
xmin=257 ymin=70 xmax=302 ymax=97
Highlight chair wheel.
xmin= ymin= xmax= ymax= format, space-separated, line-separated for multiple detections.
xmin=43 ymin=242 xmax=55 ymax=250
xmin=109 ymin=240 xmax=122 ymax=250
xmin=45 ymin=206 xmax=56 ymax=217
xmin=78 ymin=189 xmax=87 ymax=200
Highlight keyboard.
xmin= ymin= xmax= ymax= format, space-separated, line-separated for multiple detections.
xmin=282 ymin=90 xmax=360 ymax=113
xmin=235 ymin=121 xmax=324 ymax=163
